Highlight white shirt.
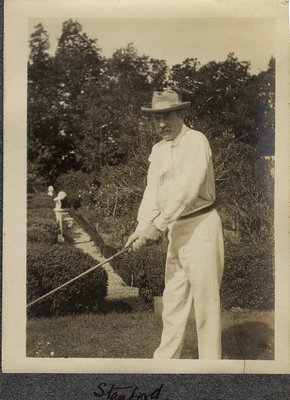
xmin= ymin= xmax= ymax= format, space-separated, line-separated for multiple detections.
xmin=137 ymin=124 xmax=216 ymax=232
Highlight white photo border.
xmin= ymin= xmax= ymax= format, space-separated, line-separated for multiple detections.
xmin=2 ymin=0 xmax=290 ymax=374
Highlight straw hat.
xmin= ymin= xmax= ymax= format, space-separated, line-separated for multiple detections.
xmin=141 ymin=90 xmax=191 ymax=113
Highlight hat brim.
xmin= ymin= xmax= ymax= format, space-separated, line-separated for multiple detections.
xmin=141 ymin=102 xmax=191 ymax=113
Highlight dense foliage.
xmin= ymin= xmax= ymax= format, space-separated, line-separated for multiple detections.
xmin=221 ymin=242 xmax=274 ymax=310
xmin=27 ymin=216 xmax=59 ymax=245
xmin=27 ymin=193 xmax=59 ymax=244
xmin=27 ymin=243 xmax=108 ymax=317
xmin=110 ymin=241 xmax=167 ymax=307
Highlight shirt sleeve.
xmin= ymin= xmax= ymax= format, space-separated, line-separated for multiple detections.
xmin=136 ymin=147 xmax=160 ymax=231
xmin=153 ymin=136 xmax=212 ymax=231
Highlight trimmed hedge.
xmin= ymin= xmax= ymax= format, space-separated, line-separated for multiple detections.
xmin=27 ymin=243 xmax=108 ymax=317
xmin=27 ymin=217 xmax=59 ymax=245
xmin=96 ymin=240 xmax=167 ymax=308
xmin=221 ymin=241 xmax=274 ymax=310
xmin=118 ymin=243 xmax=165 ymax=286
xmin=27 ymin=194 xmax=59 ymax=245
xmin=27 ymin=192 xmax=55 ymax=210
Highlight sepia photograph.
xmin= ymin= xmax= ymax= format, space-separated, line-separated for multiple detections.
xmin=2 ymin=0 xmax=289 ymax=378
xmin=25 ymin=16 xmax=276 ymax=361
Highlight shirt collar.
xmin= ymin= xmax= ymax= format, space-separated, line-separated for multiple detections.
xmin=170 ymin=124 xmax=187 ymax=147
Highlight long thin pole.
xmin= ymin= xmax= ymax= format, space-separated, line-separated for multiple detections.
xmin=27 ymin=246 xmax=130 ymax=308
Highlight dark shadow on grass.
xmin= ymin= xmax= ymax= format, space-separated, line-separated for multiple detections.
xmin=222 ymin=321 xmax=274 ymax=360
xmin=97 ymin=295 xmax=150 ymax=314
xmin=27 ymin=300 xmax=135 ymax=319
xmin=98 ymin=299 xmax=133 ymax=313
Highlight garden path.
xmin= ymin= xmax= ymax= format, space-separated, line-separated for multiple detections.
xmin=70 ymin=221 xmax=139 ymax=301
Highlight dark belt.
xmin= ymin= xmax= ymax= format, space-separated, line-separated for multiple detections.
xmin=178 ymin=204 xmax=215 ymax=220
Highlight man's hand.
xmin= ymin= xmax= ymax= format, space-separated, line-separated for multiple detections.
xmin=142 ymin=222 xmax=162 ymax=243
xmin=125 ymin=230 xmax=143 ymax=250
xmin=125 ymin=223 xmax=162 ymax=252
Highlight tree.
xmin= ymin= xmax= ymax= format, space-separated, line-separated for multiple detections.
xmin=76 ymin=43 xmax=168 ymax=172
xmin=169 ymin=54 xmax=275 ymax=156
xmin=54 ymin=19 xmax=103 ymax=96
xmin=168 ymin=53 xmax=256 ymax=143
xmin=147 ymin=57 xmax=168 ymax=90
xmin=168 ymin=57 xmax=201 ymax=94
xmin=53 ymin=20 xmax=104 ymax=166
xmin=253 ymin=57 xmax=275 ymax=156
xmin=27 ymin=20 xmax=105 ymax=184
xmin=28 ymin=23 xmax=50 ymax=66
xmin=28 ymin=23 xmax=65 ymax=185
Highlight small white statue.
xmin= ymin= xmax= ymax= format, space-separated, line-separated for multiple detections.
xmin=48 ymin=185 xmax=54 ymax=196
xmin=53 ymin=191 xmax=67 ymax=210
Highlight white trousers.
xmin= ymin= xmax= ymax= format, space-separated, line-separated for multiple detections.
xmin=153 ymin=210 xmax=224 ymax=359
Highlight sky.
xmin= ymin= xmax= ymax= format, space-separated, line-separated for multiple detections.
xmin=28 ymin=17 xmax=276 ymax=75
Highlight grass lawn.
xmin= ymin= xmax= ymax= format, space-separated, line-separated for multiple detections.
xmin=27 ymin=305 xmax=274 ymax=360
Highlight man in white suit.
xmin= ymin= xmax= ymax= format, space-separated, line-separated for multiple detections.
xmin=126 ymin=90 xmax=224 ymax=359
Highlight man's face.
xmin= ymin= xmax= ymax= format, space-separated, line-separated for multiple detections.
xmin=152 ymin=110 xmax=184 ymax=141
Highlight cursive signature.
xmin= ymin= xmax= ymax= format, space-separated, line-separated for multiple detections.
xmin=93 ymin=382 xmax=164 ymax=400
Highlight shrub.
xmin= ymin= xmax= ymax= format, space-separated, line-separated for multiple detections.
xmin=221 ymin=241 xmax=274 ymax=310
xmin=27 ymin=162 xmax=48 ymax=193
xmin=110 ymin=241 xmax=167 ymax=307
xmin=28 ymin=209 xmax=55 ymax=221
xmin=27 ymin=192 xmax=55 ymax=210
xmin=27 ymin=221 xmax=59 ymax=245
xmin=27 ymin=243 xmax=108 ymax=317
xmin=27 ymin=195 xmax=59 ymax=245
